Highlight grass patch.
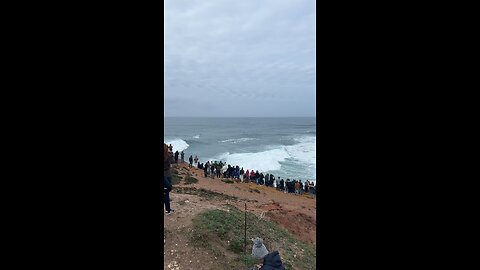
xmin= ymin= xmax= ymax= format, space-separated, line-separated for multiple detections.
xmin=238 ymin=254 xmax=260 ymax=266
xmin=173 ymin=187 xmax=238 ymax=201
xmin=190 ymin=205 xmax=316 ymax=270
xmin=222 ymin=179 xmax=235 ymax=184
xmin=184 ymin=176 xmax=198 ymax=184
xmin=170 ymin=168 xmax=182 ymax=185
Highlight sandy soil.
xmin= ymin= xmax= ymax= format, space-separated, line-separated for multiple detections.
xmin=164 ymin=162 xmax=316 ymax=270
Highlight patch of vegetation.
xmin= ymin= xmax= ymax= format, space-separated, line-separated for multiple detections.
xmin=238 ymin=254 xmax=260 ymax=266
xmin=190 ymin=204 xmax=316 ymax=270
xmin=184 ymin=175 xmax=198 ymax=184
xmin=227 ymin=237 xmax=244 ymax=253
xmin=172 ymin=187 xmax=238 ymax=201
xmin=171 ymin=168 xmax=182 ymax=185
xmin=222 ymin=179 xmax=235 ymax=184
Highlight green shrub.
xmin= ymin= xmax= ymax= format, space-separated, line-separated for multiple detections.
xmin=190 ymin=205 xmax=316 ymax=269
xmin=184 ymin=176 xmax=198 ymax=184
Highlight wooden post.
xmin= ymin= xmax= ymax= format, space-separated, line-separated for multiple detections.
xmin=244 ymin=202 xmax=247 ymax=256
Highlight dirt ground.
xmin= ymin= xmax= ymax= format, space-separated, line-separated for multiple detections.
xmin=164 ymin=162 xmax=316 ymax=270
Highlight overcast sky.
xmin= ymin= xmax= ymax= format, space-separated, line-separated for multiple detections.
xmin=164 ymin=0 xmax=316 ymax=117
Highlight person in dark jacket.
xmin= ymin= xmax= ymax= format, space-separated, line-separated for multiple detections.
xmin=188 ymin=155 xmax=193 ymax=168
xmin=164 ymin=144 xmax=174 ymax=215
xmin=180 ymin=151 xmax=184 ymax=162
xmin=174 ymin=150 xmax=179 ymax=163
xmin=204 ymin=162 xmax=209 ymax=177
xmin=259 ymin=251 xmax=285 ymax=270
xmin=249 ymin=251 xmax=285 ymax=270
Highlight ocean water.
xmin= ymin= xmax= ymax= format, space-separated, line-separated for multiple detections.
xmin=164 ymin=117 xmax=316 ymax=182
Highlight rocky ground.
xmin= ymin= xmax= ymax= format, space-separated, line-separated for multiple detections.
xmin=164 ymin=162 xmax=316 ymax=270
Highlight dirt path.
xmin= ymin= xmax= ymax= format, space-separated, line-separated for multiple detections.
xmin=164 ymin=162 xmax=317 ymax=270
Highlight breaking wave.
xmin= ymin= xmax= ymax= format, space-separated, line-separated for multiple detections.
xmin=215 ymin=136 xmax=316 ymax=175
xmin=219 ymin=138 xmax=258 ymax=144
xmin=164 ymin=138 xmax=189 ymax=152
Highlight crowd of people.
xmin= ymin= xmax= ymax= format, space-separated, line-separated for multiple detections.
xmin=164 ymin=143 xmax=297 ymax=270
xmin=165 ymin=143 xmax=317 ymax=199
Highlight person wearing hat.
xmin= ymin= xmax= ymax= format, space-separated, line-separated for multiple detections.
xmin=252 ymin=237 xmax=269 ymax=259
xmin=250 ymin=238 xmax=285 ymax=270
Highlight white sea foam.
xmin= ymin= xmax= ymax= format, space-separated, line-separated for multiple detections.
xmin=216 ymin=147 xmax=290 ymax=172
xmin=164 ymin=138 xmax=189 ymax=152
xmin=219 ymin=138 xmax=258 ymax=144
xmin=285 ymin=136 xmax=316 ymax=169
xmin=215 ymin=135 xmax=316 ymax=180
xmin=193 ymin=135 xmax=200 ymax=139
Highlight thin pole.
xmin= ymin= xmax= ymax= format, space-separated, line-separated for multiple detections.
xmin=244 ymin=202 xmax=247 ymax=256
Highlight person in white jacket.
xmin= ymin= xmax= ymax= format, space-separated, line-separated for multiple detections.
xmin=221 ymin=164 xmax=228 ymax=179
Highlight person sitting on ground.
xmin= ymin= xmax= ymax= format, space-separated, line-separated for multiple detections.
xmin=188 ymin=155 xmax=193 ymax=168
xmin=252 ymin=237 xmax=269 ymax=259
xmin=249 ymin=238 xmax=285 ymax=270
xmin=255 ymin=251 xmax=286 ymax=270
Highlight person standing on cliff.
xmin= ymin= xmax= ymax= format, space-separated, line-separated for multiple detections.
xmin=180 ymin=151 xmax=184 ymax=162
xmin=240 ymin=167 xmax=245 ymax=182
xmin=294 ymin=180 xmax=301 ymax=195
xmin=188 ymin=155 xmax=193 ymax=168
xmin=174 ymin=150 xmax=179 ymax=163
xmin=164 ymin=144 xmax=174 ymax=215
xmin=194 ymin=155 xmax=198 ymax=166
xmin=204 ymin=161 xmax=209 ymax=177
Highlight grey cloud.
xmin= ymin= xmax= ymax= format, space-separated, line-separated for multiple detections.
xmin=165 ymin=0 xmax=316 ymax=117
